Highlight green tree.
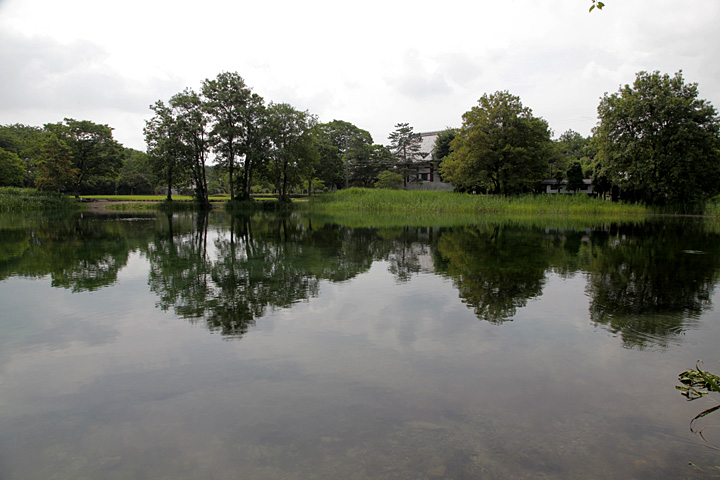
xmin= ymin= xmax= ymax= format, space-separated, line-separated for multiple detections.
xmin=347 ymin=143 xmax=394 ymax=187
xmin=388 ymin=122 xmax=422 ymax=188
xmin=145 ymin=100 xmax=189 ymax=201
xmin=237 ymin=93 xmax=268 ymax=200
xmin=266 ymin=103 xmax=316 ymax=201
xmin=375 ymin=170 xmax=403 ymax=189
xmin=315 ymin=120 xmax=373 ymax=190
xmin=591 ymin=169 xmax=613 ymax=200
xmin=433 ymin=128 xmax=457 ymax=161
xmin=293 ymin=128 xmax=322 ymax=196
xmin=0 ymin=148 xmax=26 ymax=187
xmin=555 ymin=129 xmax=592 ymax=177
xmin=0 ymin=123 xmax=44 ymax=155
xmin=556 ymin=130 xmax=589 ymax=160
xmin=34 ymin=134 xmax=78 ymax=192
xmin=0 ymin=124 xmax=46 ymax=186
xmin=441 ymin=91 xmax=554 ymax=194
xmin=44 ymin=119 xmax=124 ymax=197
xmin=566 ymin=161 xmax=585 ymax=193
xmin=116 ymin=149 xmax=154 ymax=195
xmin=170 ymin=89 xmax=212 ymax=206
xmin=311 ymin=125 xmax=341 ymax=191
xmin=596 ymin=71 xmax=720 ymax=209
xmin=202 ymin=72 xmax=265 ymax=201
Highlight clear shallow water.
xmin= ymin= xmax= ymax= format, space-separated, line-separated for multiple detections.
xmin=1 ymin=211 xmax=720 ymax=479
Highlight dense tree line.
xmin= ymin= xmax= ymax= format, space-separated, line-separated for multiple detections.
xmin=0 ymin=72 xmax=403 ymax=198
xmin=2 ymin=69 xmax=718 ymax=210
xmin=436 ymin=71 xmax=719 ymax=209
xmin=0 ymin=120 xmax=152 ymax=196
xmin=144 ymin=72 xmax=403 ymax=205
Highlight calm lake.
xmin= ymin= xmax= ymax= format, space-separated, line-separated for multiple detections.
xmin=1 ymin=210 xmax=719 ymax=479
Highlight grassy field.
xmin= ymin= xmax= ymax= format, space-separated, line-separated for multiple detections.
xmin=306 ymin=188 xmax=650 ymax=216
xmin=5 ymin=188 xmax=718 ymax=217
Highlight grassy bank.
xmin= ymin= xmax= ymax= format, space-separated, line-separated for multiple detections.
xmin=0 ymin=187 xmax=82 ymax=213
xmin=81 ymin=194 xmax=223 ymax=202
xmin=306 ymin=188 xmax=649 ymax=216
xmin=304 ymin=210 xmax=653 ymax=231
xmin=705 ymin=196 xmax=720 ymax=217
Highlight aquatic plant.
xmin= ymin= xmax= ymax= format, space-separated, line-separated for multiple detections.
xmin=677 ymin=361 xmax=720 ymax=441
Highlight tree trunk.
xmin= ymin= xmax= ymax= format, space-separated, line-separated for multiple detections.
xmin=281 ymin=156 xmax=289 ymax=200
xmin=228 ymin=147 xmax=235 ymax=202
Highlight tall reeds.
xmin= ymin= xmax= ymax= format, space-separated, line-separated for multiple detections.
xmin=0 ymin=187 xmax=81 ymax=212
xmin=306 ymin=188 xmax=648 ymax=216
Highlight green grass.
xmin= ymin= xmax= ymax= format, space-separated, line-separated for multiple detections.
xmin=306 ymin=188 xmax=649 ymax=216
xmin=0 ymin=187 xmax=82 ymax=212
xmin=104 ymin=202 xmax=165 ymax=211
xmin=305 ymin=210 xmax=649 ymax=230
xmin=81 ymin=194 xmax=283 ymax=202
xmin=100 ymin=195 xmax=292 ymax=212
xmin=80 ymin=194 xmax=197 ymax=201
xmin=704 ymin=195 xmax=720 ymax=217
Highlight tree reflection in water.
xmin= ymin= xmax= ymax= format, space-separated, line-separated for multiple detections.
xmin=147 ymin=212 xmax=379 ymax=337
xmin=586 ymin=221 xmax=720 ymax=348
xmin=0 ymin=212 xmax=156 ymax=291
xmin=2 ymin=212 xmax=720 ymax=349
xmin=433 ymin=224 xmax=550 ymax=323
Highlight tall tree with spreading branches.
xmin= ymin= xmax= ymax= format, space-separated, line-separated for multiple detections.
xmin=595 ymin=71 xmax=720 ymax=209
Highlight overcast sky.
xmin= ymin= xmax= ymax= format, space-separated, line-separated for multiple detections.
xmin=1 ymin=0 xmax=719 ymax=151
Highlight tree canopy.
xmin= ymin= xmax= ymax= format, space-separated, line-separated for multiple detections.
xmin=433 ymin=128 xmax=457 ymax=161
xmin=266 ymin=103 xmax=317 ymax=201
xmin=440 ymin=91 xmax=554 ymax=194
xmin=34 ymin=134 xmax=77 ymax=192
xmin=315 ymin=120 xmax=373 ymax=190
xmin=0 ymin=148 xmax=26 ymax=187
xmin=596 ymin=70 xmax=720 ymax=208
xmin=202 ymin=72 xmax=263 ymax=201
xmin=44 ymin=119 xmax=124 ymax=197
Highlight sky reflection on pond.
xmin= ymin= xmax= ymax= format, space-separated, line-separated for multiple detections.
xmin=1 ymin=211 xmax=720 ymax=479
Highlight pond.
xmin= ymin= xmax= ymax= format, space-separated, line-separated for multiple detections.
xmin=1 ymin=210 xmax=719 ymax=479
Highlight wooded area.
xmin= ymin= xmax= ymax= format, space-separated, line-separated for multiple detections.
xmin=1 ymin=69 xmax=718 ymax=210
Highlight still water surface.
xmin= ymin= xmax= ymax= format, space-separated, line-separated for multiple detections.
xmin=1 ymin=211 xmax=720 ymax=479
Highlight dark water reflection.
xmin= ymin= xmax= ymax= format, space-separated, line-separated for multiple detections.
xmin=1 ymin=211 xmax=720 ymax=479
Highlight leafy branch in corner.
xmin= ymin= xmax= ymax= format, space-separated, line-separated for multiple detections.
xmin=589 ymin=0 xmax=605 ymax=12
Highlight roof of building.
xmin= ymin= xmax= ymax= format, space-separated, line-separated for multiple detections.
xmin=418 ymin=131 xmax=440 ymax=160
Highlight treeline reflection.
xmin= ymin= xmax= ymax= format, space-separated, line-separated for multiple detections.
xmin=2 ymin=212 xmax=719 ymax=348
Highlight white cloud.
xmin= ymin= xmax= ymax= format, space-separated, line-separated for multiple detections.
xmin=1 ymin=0 xmax=719 ymax=149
